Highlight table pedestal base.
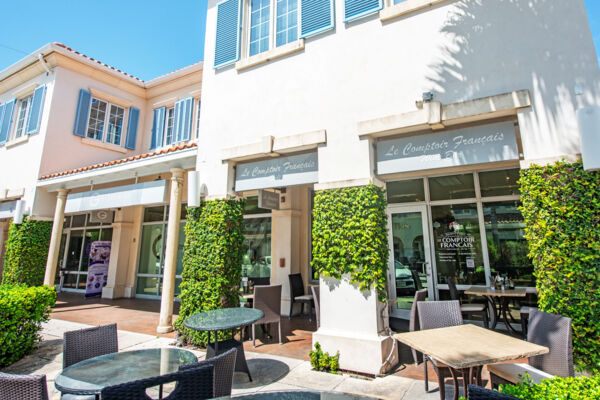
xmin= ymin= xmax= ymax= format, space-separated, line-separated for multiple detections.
xmin=207 ymin=338 xmax=252 ymax=381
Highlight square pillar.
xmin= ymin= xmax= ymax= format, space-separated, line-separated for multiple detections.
xmin=102 ymin=208 xmax=134 ymax=299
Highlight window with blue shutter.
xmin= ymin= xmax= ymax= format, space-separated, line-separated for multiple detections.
xmin=344 ymin=0 xmax=382 ymax=22
xmin=73 ymin=89 xmax=92 ymax=137
xmin=173 ymin=97 xmax=194 ymax=143
xmin=214 ymin=0 xmax=242 ymax=68
xmin=125 ymin=107 xmax=139 ymax=150
xmin=150 ymin=107 xmax=166 ymax=150
xmin=25 ymin=85 xmax=47 ymax=135
xmin=0 ymin=100 xmax=16 ymax=144
xmin=276 ymin=0 xmax=299 ymax=47
xmin=300 ymin=0 xmax=335 ymax=38
xmin=0 ymin=103 xmax=6 ymax=144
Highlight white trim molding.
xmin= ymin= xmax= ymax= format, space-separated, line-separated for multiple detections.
xmin=380 ymin=0 xmax=451 ymax=22
xmin=236 ymin=39 xmax=305 ymax=72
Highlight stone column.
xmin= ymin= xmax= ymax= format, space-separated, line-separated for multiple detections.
xmin=157 ymin=169 xmax=185 ymax=334
xmin=43 ymin=189 xmax=68 ymax=287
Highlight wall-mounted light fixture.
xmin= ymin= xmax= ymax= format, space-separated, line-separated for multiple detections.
xmin=13 ymin=200 xmax=25 ymax=224
xmin=187 ymin=171 xmax=201 ymax=207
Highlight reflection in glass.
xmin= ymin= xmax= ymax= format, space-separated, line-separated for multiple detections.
xmin=431 ymin=203 xmax=485 ymax=285
xmin=479 ymin=169 xmax=521 ymax=197
xmin=138 ymin=225 xmax=163 ymax=275
xmin=71 ymin=214 xmax=86 ymax=227
xmin=390 ymin=212 xmax=427 ymax=309
xmin=100 ymin=228 xmax=113 ymax=241
xmin=81 ymin=230 xmax=100 ymax=272
xmin=387 ymin=179 xmax=425 ymax=203
xmin=243 ymin=217 xmax=271 ymax=278
xmin=144 ymin=206 xmax=165 ymax=222
xmin=65 ymin=231 xmax=84 ymax=271
xmin=136 ymin=276 xmax=161 ymax=296
xmin=483 ymin=201 xmax=533 ymax=286
xmin=62 ymin=273 xmax=78 ymax=289
xmin=429 ymin=174 xmax=475 ymax=201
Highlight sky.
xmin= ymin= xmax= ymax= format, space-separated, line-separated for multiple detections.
xmin=0 ymin=0 xmax=599 ymax=81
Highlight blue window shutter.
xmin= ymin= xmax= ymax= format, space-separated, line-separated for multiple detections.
xmin=25 ymin=85 xmax=47 ymax=135
xmin=173 ymin=98 xmax=194 ymax=143
xmin=214 ymin=0 xmax=242 ymax=69
xmin=344 ymin=0 xmax=382 ymax=22
xmin=150 ymin=107 xmax=166 ymax=150
xmin=125 ymin=107 xmax=139 ymax=150
xmin=73 ymin=89 xmax=91 ymax=137
xmin=301 ymin=0 xmax=335 ymax=38
xmin=0 ymin=100 xmax=16 ymax=144
xmin=0 ymin=104 xmax=6 ymax=144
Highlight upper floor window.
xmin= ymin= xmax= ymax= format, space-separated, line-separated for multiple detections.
xmin=0 ymin=84 xmax=47 ymax=146
xmin=276 ymin=0 xmax=298 ymax=47
xmin=149 ymin=97 xmax=195 ymax=150
xmin=248 ymin=0 xmax=298 ymax=56
xmin=164 ymin=107 xmax=175 ymax=146
xmin=14 ymin=95 xmax=33 ymax=139
xmin=87 ymin=98 xmax=125 ymax=146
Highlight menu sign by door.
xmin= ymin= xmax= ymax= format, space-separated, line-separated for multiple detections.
xmin=85 ymin=241 xmax=111 ymax=298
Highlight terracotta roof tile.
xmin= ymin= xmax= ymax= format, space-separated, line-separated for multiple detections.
xmin=39 ymin=142 xmax=197 ymax=180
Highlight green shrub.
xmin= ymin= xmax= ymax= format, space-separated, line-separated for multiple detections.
xmin=310 ymin=342 xmax=340 ymax=373
xmin=0 ymin=285 xmax=56 ymax=367
xmin=519 ymin=160 xmax=600 ymax=372
xmin=311 ymin=184 xmax=389 ymax=301
xmin=174 ymin=200 xmax=245 ymax=346
xmin=2 ymin=218 xmax=52 ymax=286
xmin=500 ymin=374 xmax=600 ymax=399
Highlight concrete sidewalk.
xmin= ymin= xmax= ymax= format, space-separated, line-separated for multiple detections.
xmin=1 ymin=319 xmax=446 ymax=400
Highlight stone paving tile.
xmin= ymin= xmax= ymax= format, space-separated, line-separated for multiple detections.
xmin=331 ymin=374 xmax=413 ymax=400
xmin=117 ymin=329 xmax=160 ymax=350
xmin=278 ymin=360 xmax=347 ymax=391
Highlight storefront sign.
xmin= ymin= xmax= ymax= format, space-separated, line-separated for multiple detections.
xmin=258 ymin=190 xmax=280 ymax=210
xmin=0 ymin=201 xmax=16 ymax=219
xmin=376 ymin=122 xmax=519 ymax=174
xmin=84 ymin=241 xmax=111 ymax=298
xmin=65 ymin=180 xmax=168 ymax=213
xmin=235 ymin=152 xmax=318 ymax=191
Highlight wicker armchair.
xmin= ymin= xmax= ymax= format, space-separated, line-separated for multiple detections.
xmin=179 ymin=348 xmax=237 ymax=397
xmin=488 ymin=309 xmax=573 ymax=387
xmin=417 ymin=300 xmax=464 ymax=400
xmin=288 ymin=273 xmax=313 ymax=319
xmin=0 ymin=372 xmax=49 ymax=400
xmin=467 ymin=385 xmax=521 ymax=400
xmin=408 ymin=289 xmax=428 ymax=365
xmin=253 ymin=284 xmax=282 ymax=347
xmin=63 ymin=323 xmax=118 ymax=368
xmin=447 ymin=277 xmax=489 ymax=329
xmin=100 ymin=364 xmax=214 ymax=400
xmin=311 ymin=285 xmax=320 ymax=328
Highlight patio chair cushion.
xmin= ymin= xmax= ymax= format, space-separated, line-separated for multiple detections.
xmin=460 ymin=303 xmax=487 ymax=312
xmin=487 ymin=362 xmax=554 ymax=385
xmin=295 ymin=294 xmax=313 ymax=301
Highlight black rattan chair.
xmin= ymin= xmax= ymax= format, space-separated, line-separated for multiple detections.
xmin=288 ymin=273 xmax=313 ymax=319
xmin=63 ymin=323 xmax=118 ymax=368
xmin=0 ymin=372 xmax=49 ymax=400
xmin=311 ymin=285 xmax=320 ymax=328
xmin=447 ymin=277 xmax=489 ymax=329
xmin=179 ymin=348 xmax=237 ymax=397
xmin=467 ymin=385 xmax=521 ymax=399
xmin=409 ymin=289 xmax=428 ymax=365
xmin=417 ymin=300 xmax=464 ymax=400
xmin=100 ymin=364 xmax=214 ymax=400
xmin=253 ymin=284 xmax=282 ymax=347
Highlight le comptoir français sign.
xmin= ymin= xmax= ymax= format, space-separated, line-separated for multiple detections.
xmin=235 ymin=152 xmax=318 ymax=191
xmin=376 ymin=121 xmax=519 ymax=175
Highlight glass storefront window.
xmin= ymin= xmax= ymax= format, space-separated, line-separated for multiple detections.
xmin=431 ymin=203 xmax=485 ymax=285
xmin=136 ymin=276 xmax=161 ymax=296
xmin=483 ymin=201 xmax=534 ymax=286
xmin=243 ymin=216 xmax=271 ymax=278
xmin=144 ymin=206 xmax=165 ymax=222
xmin=71 ymin=214 xmax=86 ymax=227
xmin=138 ymin=225 xmax=163 ymax=275
xmin=387 ymin=179 xmax=425 ymax=203
xmin=429 ymin=174 xmax=476 ymax=201
xmin=244 ymin=196 xmax=271 ymax=215
xmin=479 ymin=169 xmax=520 ymax=197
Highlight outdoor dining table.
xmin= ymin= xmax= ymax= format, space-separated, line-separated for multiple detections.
xmin=215 ymin=390 xmax=380 ymax=399
xmin=184 ymin=307 xmax=264 ymax=381
xmin=463 ymin=286 xmax=527 ymax=334
xmin=54 ymin=348 xmax=197 ymax=399
xmin=394 ymin=324 xmax=548 ymax=400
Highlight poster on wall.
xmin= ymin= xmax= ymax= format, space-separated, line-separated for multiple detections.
xmin=84 ymin=241 xmax=111 ymax=298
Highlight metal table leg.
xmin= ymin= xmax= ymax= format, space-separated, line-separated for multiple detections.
xmin=500 ymin=298 xmax=520 ymax=335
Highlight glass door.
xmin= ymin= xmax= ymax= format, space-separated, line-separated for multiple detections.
xmin=387 ymin=205 xmax=434 ymax=310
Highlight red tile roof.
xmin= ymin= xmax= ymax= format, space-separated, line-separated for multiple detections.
xmin=39 ymin=142 xmax=197 ymax=180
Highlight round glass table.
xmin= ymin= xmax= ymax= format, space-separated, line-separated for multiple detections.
xmin=54 ymin=348 xmax=197 ymax=398
xmin=184 ymin=307 xmax=264 ymax=381
xmin=216 ymin=390 xmax=380 ymax=399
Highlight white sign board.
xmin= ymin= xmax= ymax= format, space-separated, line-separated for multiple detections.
xmin=235 ymin=152 xmax=318 ymax=191
xmin=577 ymin=106 xmax=600 ymax=171
xmin=0 ymin=201 xmax=17 ymax=219
xmin=257 ymin=190 xmax=280 ymax=210
xmin=65 ymin=180 xmax=168 ymax=213
xmin=376 ymin=122 xmax=519 ymax=175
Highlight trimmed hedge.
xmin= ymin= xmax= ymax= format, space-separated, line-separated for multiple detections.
xmin=311 ymin=185 xmax=389 ymax=301
xmin=519 ymin=160 xmax=600 ymax=372
xmin=501 ymin=375 xmax=600 ymax=399
xmin=174 ymin=200 xmax=245 ymax=346
xmin=0 ymin=285 xmax=56 ymax=367
xmin=2 ymin=218 xmax=52 ymax=286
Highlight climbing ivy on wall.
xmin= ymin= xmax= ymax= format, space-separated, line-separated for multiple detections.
xmin=519 ymin=160 xmax=600 ymax=373
xmin=2 ymin=218 xmax=52 ymax=287
xmin=174 ymin=199 xmax=245 ymax=346
xmin=311 ymin=184 xmax=389 ymax=301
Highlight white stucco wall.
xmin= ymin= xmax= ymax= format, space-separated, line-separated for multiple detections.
xmin=197 ymin=0 xmax=600 ymax=196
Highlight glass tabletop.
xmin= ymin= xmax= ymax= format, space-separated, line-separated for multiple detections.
xmin=55 ymin=348 xmax=197 ymax=395
xmin=216 ymin=390 xmax=380 ymax=399
xmin=184 ymin=307 xmax=264 ymax=331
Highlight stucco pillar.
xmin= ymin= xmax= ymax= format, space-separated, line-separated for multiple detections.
xmin=102 ymin=208 xmax=134 ymax=299
xmin=157 ymin=169 xmax=185 ymax=334
xmin=43 ymin=189 xmax=68 ymax=287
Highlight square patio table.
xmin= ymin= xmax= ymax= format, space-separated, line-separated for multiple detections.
xmin=394 ymin=324 xmax=548 ymax=398
xmin=464 ymin=287 xmax=527 ymax=334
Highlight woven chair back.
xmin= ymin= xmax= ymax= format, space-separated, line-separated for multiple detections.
xmin=528 ymin=309 xmax=574 ymax=377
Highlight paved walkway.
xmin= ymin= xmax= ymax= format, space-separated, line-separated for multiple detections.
xmin=1 ymin=319 xmax=448 ymax=400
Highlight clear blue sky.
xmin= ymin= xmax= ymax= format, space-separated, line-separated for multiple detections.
xmin=0 ymin=0 xmax=598 ymax=81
